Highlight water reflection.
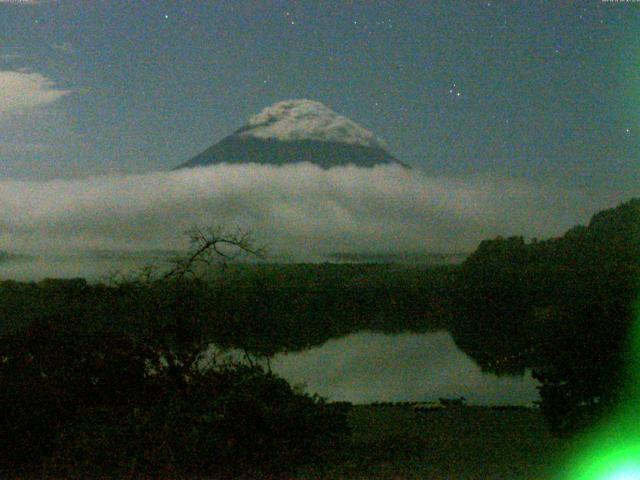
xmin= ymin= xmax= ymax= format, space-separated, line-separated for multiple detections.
xmin=270 ymin=331 xmax=540 ymax=405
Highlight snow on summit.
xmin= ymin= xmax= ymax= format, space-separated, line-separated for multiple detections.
xmin=240 ymin=99 xmax=386 ymax=149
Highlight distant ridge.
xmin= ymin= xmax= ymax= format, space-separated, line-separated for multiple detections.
xmin=175 ymin=99 xmax=408 ymax=169
xmin=328 ymin=252 xmax=469 ymax=265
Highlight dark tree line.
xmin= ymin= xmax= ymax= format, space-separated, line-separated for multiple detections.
xmin=452 ymin=198 xmax=639 ymax=434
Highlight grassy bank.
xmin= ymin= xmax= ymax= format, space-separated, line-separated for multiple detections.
xmin=297 ymin=405 xmax=570 ymax=480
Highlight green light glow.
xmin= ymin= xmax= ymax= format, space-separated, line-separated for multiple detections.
xmin=559 ymin=439 xmax=640 ymax=479
xmin=556 ymin=298 xmax=640 ymax=479
xmin=607 ymin=467 xmax=640 ymax=480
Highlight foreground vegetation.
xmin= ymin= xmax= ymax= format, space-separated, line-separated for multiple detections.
xmin=295 ymin=404 xmax=568 ymax=480
xmin=0 ymin=232 xmax=352 ymax=478
xmin=0 ymin=288 xmax=351 ymax=478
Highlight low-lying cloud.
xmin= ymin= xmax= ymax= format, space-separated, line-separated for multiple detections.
xmin=0 ymin=71 xmax=70 ymax=115
xmin=0 ymin=163 xmax=584 ymax=258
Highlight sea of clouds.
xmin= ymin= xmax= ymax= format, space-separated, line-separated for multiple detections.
xmin=1 ymin=162 xmax=585 ymax=260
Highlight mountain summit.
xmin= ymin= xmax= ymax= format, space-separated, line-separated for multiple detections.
xmin=176 ymin=99 xmax=407 ymax=169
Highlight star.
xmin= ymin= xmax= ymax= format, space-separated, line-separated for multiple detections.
xmin=624 ymin=128 xmax=631 ymax=134
xmin=448 ymin=83 xmax=462 ymax=98
xmin=163 ymin=14 xmax=169 ymax=19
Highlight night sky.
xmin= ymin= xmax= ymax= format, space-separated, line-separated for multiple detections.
xmin=0 ymin=2 xmax=637 ymax=178
xmin=0 ymin=1 xmax=639 ymax=254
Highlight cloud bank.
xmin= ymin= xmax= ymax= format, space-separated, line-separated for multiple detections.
xmin=0 ymin=71 xmax=70 ymax=115
xmin=0 ymin=163 xmax=582 ymax=258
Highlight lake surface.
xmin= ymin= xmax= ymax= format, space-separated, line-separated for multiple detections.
xmin=268 ymin=331 xmax=540 ymax=405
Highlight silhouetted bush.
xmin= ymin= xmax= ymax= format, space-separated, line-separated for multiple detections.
xmin=0 ymin=281 xmax=350 ymax=478
xmin=0 ymin=315 xmax=152 ymax=471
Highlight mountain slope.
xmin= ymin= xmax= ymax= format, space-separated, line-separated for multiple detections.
xmin=176 ymin=100 xmax=408 ymax=169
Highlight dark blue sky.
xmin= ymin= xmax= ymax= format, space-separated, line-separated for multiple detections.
xmin=0 ymin=1 xmax=638 ymax=203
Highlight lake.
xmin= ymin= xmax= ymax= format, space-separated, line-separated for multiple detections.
xmin=267 ymin=331 xmax=539 ymax=405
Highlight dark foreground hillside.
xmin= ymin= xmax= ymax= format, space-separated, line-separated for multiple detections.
xmin=0 ymin=404 xmax=570 ymax=479
xmin=296 ymin=405 xmax=569 ymax=480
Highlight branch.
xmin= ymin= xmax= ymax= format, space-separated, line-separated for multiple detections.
xmin=163 ymin=226 xmax=267 ymax=281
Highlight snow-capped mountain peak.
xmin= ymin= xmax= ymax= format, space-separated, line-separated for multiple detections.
xmin=176 ymin=99 xmax=407 ymax=170
xmin=239 ymin=99 xmax=386 ymax=149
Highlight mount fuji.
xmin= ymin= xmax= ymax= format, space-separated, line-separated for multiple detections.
xmin=176 ymin=99 xmax=408 ymax=169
